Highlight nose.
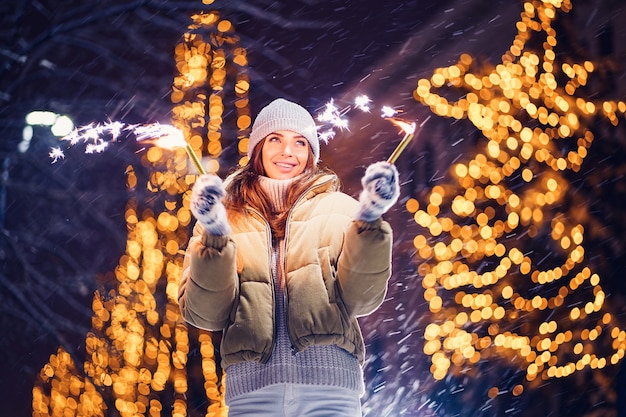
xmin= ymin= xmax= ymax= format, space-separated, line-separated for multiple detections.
xmin=280 ymin=142 xmax=293 ymax=156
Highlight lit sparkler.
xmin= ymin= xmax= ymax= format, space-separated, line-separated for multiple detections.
xmin=385 ymin=118 xmax=416 ymax=164
xmin=135 ymin=123 xmax=206 ymax=175
xmin=52 ymin=121 xmax=206 ymax=174
xmin=315 ymin=95 xmax=417 ymax=164
xmin=380 ymin=106 xmax=420 ymax=164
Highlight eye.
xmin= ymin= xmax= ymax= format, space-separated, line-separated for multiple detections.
xmin=296 ymin=139 xmax=307 ymax=147
xmin=266 ymin=135 xmax=281 ymax=143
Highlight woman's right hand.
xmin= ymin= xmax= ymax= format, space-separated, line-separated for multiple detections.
xmin=190 ymin=174 xmax=231 ymax=236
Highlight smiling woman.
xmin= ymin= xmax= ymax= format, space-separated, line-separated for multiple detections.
xmin=179 ymin=97 xmax=400 ymax=416
xmin=248 ymin=98 xmax=318 ymax=180
xmin=261 ymin=130 xmax=310 ymax=179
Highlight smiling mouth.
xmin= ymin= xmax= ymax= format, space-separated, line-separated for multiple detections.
xmin=275 ymin=162 xmax=296 ymax=168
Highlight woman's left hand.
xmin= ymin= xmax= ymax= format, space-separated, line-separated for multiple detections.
xmin=355 ymin=161 xmax=400 ymax=221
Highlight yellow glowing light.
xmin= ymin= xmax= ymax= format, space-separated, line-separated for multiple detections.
xmin=409 ymin=0 xmax=625 ymax=390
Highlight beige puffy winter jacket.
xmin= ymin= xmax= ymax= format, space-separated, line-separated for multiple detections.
xmin=178 ymin=174 xmax=393 ymax=367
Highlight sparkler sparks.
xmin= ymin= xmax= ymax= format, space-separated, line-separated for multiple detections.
xmin=52 ymin=121 xmax=206 ymax=174
xmin=55 ymin=96 xmax=415 ymax=173
xmin=52 ymin=121 xmax=132 ymax=161
xmin=315 ymin=95 xmax=417 ymax=163
xmin=48 ymin=147 xmax=65 ymax=163
xmin=134 ymin=123 xmax=186 ymax=148
xmin=381 ymin=105 xmax=398 ymax=118
xmin=354 ymin=94 xmax=372 ymax=112
xmin=316 ymin=99 xmax=350 ymax=143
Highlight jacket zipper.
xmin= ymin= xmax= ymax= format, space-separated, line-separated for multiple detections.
xmin=248 ymin=176 xmax=334 ymax=362
xmin=281 ymin=177 xmax=333 ymax=356
xmin=245 ymin=207 xmax=275 ymax=364
xmin=278 ymin=239 xmax=296 ymax=356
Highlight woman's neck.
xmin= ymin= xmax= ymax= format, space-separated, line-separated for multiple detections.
xmin=257 ymin=176 xmax=299 ymax=213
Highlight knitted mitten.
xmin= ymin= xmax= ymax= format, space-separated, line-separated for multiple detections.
xmin=355 ymin=161 xmax=400 ymax=222
xmin=190 ymin=174 xmax=231 ymax=236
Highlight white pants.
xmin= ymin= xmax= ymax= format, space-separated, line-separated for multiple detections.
xmin=226 ymin=383 xmax=362 ymax=417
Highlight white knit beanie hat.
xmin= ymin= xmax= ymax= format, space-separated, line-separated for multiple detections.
xmin=248 ymin=98 xmax=320 ymax=164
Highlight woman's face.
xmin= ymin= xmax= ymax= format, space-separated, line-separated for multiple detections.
xmin=261 ymin=130 xmax=310 ymax=179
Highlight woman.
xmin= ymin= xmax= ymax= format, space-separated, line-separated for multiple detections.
xmin=178 ymin=98 xmax=399 ymax=416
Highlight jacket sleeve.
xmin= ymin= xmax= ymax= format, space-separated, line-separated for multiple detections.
xmin=178 ymin=221 xmax=238 ymax=331
xmin=336 ymin=217 xmax=393 ymax=317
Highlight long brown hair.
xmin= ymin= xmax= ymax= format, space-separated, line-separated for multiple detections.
xmin=223 ymin=137 xmax=338 ymax=239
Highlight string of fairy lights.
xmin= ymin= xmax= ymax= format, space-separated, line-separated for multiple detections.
xmin=408 ymin=0 xmax=626 ymax=398
xmin=169 ymin=8 xmax=252 ymax=173
xmin=33 ymin=4 xmax=242 ymax=416
xmin=32 ymin=0 xmax=626 ymax=415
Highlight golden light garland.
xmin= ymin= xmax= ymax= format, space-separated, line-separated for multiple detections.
xmin=33 ymin=1 xmax=247 ymax=415
xmin=171 ymin=8 xmax=251 ymax=172
xmin=410 ymin=0 xmax=626 ymax=395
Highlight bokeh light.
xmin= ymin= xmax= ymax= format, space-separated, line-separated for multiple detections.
xmin=411 ymin=0 xmax=625 ymax=387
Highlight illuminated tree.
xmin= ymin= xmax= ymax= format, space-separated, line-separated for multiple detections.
xmin=409 ymin=0 xmax=626 ymax=405
xmin=32 ymin=4 xmax=248 ymax=416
